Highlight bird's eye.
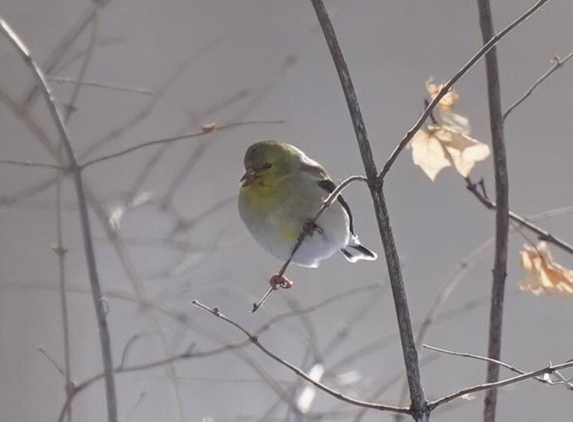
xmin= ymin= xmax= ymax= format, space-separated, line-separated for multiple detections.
xmin=261 ymin=163 xmax=272 ymax=170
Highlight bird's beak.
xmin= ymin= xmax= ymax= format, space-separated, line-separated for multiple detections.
xmin=240 ymin=169 xmax=258 ymax=187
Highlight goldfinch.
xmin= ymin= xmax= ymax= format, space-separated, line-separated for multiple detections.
xmin=238 ymin=140 xmax=377 ymax=268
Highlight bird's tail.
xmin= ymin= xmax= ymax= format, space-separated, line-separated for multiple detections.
xmin=340 ymin=236 xmax=377 ymax=263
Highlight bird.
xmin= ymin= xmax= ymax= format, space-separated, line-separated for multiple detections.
xmin=238 ymin=140 xmax=377 ymax=281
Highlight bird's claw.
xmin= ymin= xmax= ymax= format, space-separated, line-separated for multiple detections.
xmin=302 ymin=221 xmax=323 ymax=237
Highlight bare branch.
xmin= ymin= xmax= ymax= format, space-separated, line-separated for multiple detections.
xmin=466 ymin=178 xmax=573 ymax=255
xmin=38 ymin=347 xmax=66 ymax=378
xmin=49 ymin=76 xmax=155 ymax=95
xmin=0 ymin=159 xmax=62 ymax=170
xmin=192 ymin=300 xmax=411 ymax=415
xmin=21 ymin=5 xmax=101 ymax=108
xmin=81 ymin=120 xmax=284 ymax=170
xmin=379 ymin=0 xmax=552 ymax=180
xmin=476 ymin=2 xmax=511 ymax=420
xmin=0 ymin=17 xmax=118 ymax=422
xmin=428 ymin=360 xmax=573 ymax=411
xmin=504 ymin=52 xmax=573 ymax=121
xmin=424 ymin=344 xmax=573 ymax=390
xmin=55 ymin=140 xmax=72 ymax=422
xmin=309 ymin=1 xmax=427 ymax=419
xmin=63 ymin=10 xmax=99 ymax=122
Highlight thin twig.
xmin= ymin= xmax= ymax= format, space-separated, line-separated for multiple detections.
xmin=81 ymin=120 xmax=285 ymax=170
xmin=21 ymin=5 xmax=100 ymax=108
xmin=250 ymin=175 xmax=368 ymax=312
xmin=38 ymin=347 xmax=66 ymax=377
xmin=64 ymin=10 xmax=99 ymax=122
xmin=379 ymin=0 xmax=552 ymax=180
xmin=476 ymin=2 xmax=511 ymax=421
xmin=504 ymin=52 xmax=573 ymax=121
xmin=192 ymin=300 xmax=411 ymax=415
xmin=0 ymin=18 xmax=118 ymax=422
xmin=423 ymin=344 xmax=573 ymax=390
xmin=428 ymin=360 xmax=573 ymax=411
xmin=466 ymin=178 xmax=573 ymax=255
xmin=309 ymin=1 xmax=427 ymax=420
xmin=0 ymin=159 xmax=62 ymax=170
xmin=49 ymin=76 xmax=155 ymax=95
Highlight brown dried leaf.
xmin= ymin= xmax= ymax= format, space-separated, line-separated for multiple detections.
xmin=520 ymin=242 xmax=573 ymax=295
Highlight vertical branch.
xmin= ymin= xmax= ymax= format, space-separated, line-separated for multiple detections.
xmin=55 ymin=143 xmax=72 ymax=422
xmin=0 ymin=18 xmax=118 ymax=422
xmin=475 ymin=1 xmax=510 ymax=421
xmin=309 ymin=1 xmax=428 ymax=420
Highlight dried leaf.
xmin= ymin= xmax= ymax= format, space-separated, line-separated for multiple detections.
xmin=438 ymin=128 xmax=491 ymax=177
xmin=520 ymin=242 xmax=573 ymax=295
xmin=408 ymin=128 xmax=451 ymax=181
xmin=426 ymin=80 xmax=459 ymax=111
xmin=409 ymin=80 xmax=490 ymax=180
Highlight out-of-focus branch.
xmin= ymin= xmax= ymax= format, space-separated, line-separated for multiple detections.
xmin=49 ymin=76 xmax=155 ymax=95
xmin=476 ymin=2 xmax=510 ymax=421
xmin=0 ymin=17 xmax=118 ymax=422
xmin=0 ymin=159 xmax=62 ymax=170
xmin=504 ymin=52 xmax=573 ymax=121
xmin=309 ymin=1 xmax=427 ymax=420
xmin=81 ymin=120 xmax=284 ymax=170
xmin=466 ymin=178 xmax=573 ymax=255
xmin=21 ymin=4 xmax=101 ymax=108
xmin=379 ymin=0 xmax=552 ymax=180
xmin=428 ymin=359 xmax=573 ymax=411
xmin=63 ymin=10 xmax=99 ymax=122
xmin=55 ymin=339 xmax=247 ymax=422
xmin=192 ymin=300 xmax=411 ymax=415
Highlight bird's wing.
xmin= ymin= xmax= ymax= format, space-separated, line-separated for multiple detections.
xmin=299 ymin=160 xmax=356 ymax=237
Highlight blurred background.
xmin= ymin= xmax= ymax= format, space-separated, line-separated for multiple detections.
xmin=1 ymin=0 xmax=573 ymax=421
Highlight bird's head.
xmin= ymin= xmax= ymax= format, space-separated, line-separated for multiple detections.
xmin=240 ymin=140 xmax=300 ymax=188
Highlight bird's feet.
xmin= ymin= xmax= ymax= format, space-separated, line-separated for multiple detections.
xmin=269 ymin=274 xmax=293 ymax=290
xmin=302 ymin=220 xmax=324 ymax=237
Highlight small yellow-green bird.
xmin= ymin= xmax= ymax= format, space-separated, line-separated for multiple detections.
xmin=238 ymin=140 xmax=377 ymax=269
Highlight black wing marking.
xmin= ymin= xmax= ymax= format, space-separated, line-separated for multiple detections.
xmin=317 ymin=179 xmax=356 ymax=236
